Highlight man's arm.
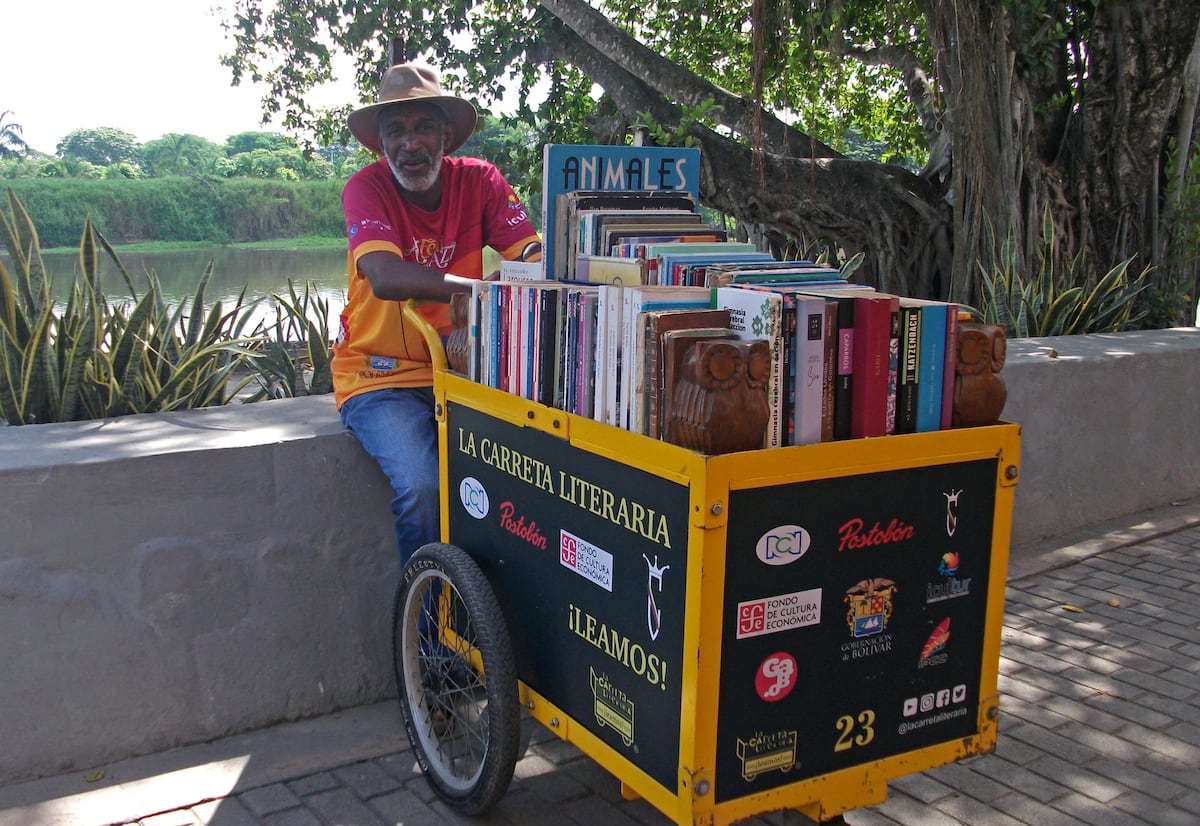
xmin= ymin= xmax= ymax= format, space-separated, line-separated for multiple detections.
xmin=357 ymin=250 xmax=477 ymax=302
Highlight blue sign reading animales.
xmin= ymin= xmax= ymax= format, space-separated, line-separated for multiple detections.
xmin=540 ymin=144 xmax=702 ymax=280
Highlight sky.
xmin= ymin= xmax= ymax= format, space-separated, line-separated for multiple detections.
xmin=6 ymin=0 xmax=357 ymax=155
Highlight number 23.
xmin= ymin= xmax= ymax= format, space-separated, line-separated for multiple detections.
xmin=834 ymin=709 xmax=876 ymax=752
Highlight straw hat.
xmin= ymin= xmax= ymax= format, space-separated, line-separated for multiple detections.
xmin=347 ymin=62 xmax=477 ymax=155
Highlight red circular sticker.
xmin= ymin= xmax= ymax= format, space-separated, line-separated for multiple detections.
xmin=755 ymin=652 xmax=798 ymax=702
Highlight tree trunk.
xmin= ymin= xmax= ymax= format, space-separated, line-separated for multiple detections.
xmin=533 ymin=0 xmax=1197 ymax=315
xmin=928 ymin=0 xmax=1200 ymax=311
xmin=1082 ymin=1 xmax=1200 ymax=289
xmin=533 ymin=0 xmax=950 ymax=295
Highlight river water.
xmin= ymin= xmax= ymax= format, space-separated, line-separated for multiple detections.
xmin=26 ymin=246 xmax=349 ymax=336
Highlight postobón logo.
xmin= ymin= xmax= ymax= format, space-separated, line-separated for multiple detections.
xmin=755 ymin=525 xmax=811 ymax=566
xmin=458 ymin=476 xmax=489 ymax=519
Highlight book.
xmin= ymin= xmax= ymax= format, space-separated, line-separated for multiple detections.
xmin=704 ymin=260 xmax=844 ymax=288
xmin=895 ymin=300 xmax=923 ymax=434
xmin=517 ymin=284 xmax=532 ymax=399
xmin=796 ymin=289 xmax=859 ymax=440
xmin=592 ymin=214 xmax=708 ymax=254
xmin=542 ymin=144 xmax=702 ymax=278
xmin=620 ymin=287 xmax=712 ymax=432
xmin=597 ymin=284 xmax=624 ymax=425
xmin=714 ymin=286 xmax=785 ymax=448
xmin=732 ymin=284 xmax=828 ymax=446
xmin=532 ymin=283 xmax=567 ymax=407
xmin=574 ymin=208 xmax=698 ymax=275
xmin=942 ymin=308 xmax=961 ymax=429
xmin=659 ymin=251 xmax=777 ymax=287
xmin=553 ymin=194 xmax=697 ymax=279
xmin=580 ymin=291 xmax=600 ymax=417
xmin=795 ymin=295 xmax=827 ymax=445
xmin=820 ymin=300 xmax=838 ymax=442
xmin=897 ymin=297 xmax=955 ymax=433
xmin=848 ymin=292 xmax=900 ymax=439
xmin=640 ymin=242 xmax=761 ymax=285
xmin=575 ymin=254 xmax=648 ymax=285
xmin=885 ymin=304 xmax=901 ymax=435
xmin=642 ymin=308 xmax=732 ymax=440
xmin=497 ymin=284 xmax=510 ymax=392
xmin=605 ymin=226 xmax=723 ymax=256
xmin=467 ymin=280 xmax=483 ymax=383
xmin=499 ymin=260 xmax=545 ymax=280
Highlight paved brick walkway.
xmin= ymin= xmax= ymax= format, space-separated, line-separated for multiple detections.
xmin=3 ymin=521 xmax=1198 ymax=826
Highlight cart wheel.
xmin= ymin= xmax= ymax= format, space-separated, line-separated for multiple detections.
xmin=393 ymin=542 xmax=520 ymax=815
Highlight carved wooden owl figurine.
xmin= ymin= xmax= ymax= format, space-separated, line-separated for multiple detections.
xmin=445 ymin=291 xmax=470 ymax=375
xmin=953 ymin=322 xmax=1007 ymax=427
xmin=666 ymin=339 xmax=771 ymax=454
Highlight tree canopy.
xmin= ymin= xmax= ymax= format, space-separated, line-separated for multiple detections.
xmin=219 ymin=0 xmax=1200 ymax=325
xmin=57 ymin=127 xmax=140 ymax=166
xmin=141 ymin=133 xmax=225 ymax=177
xmin=0 ymin=112 xmax=29 ymax=160
xmin=0 ymin=125 xmax=358 ymax=182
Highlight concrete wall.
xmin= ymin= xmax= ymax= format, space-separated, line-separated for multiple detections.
xmin=1002 ymin=327 xmax=1200 ymax=542
xmin=1 ymin=327 xmax=1198 ymax=784
xmin=0 ymin=401 xmax=399 ymax=784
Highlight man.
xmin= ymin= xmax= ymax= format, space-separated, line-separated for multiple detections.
xmin=335 ymin=62 xmax=542 ymax=566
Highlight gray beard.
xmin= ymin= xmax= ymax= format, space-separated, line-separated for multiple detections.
xmin=388 ymin=150 xmax=443 ymax=194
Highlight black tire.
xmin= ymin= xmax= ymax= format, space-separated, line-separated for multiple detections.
xmin=392 ymin=542 xmax=520 ymax=815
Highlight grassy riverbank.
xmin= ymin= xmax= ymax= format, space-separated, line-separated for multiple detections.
xmin=43 ymin=235 xmax=346 ymax=255
xmin=4 ymin=177 xmax=345 ymax=248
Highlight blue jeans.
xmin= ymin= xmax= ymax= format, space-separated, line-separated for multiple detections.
xmin=339 ymin=386 xmax=440 ymax=567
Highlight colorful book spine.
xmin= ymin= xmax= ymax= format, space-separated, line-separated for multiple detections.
xmin=715 ymin=286 xmax=784 ymax=448
xmin=598 ymin=284 xmax=624 ymax=425
xmin=895 ymin=302 xmax=922 ymax=434
xmin=911 ymin=299 xmax=950 ymax=433
xmin=820 ymin=301 xmax=838 ymax=442
xmin=941 ymin=307 xmax=960 ymax=429
xmin=581 ymin=293 xmax=599 ymax=418
xmin=850 ymin=293 xmax=899 ymax=439
xmin=795 ymin=295 xmax=826 ymax=445
xmin=778 ymin=291 xmax=798 ymax=444
xmin=831 ymin=296 xmax=856 ymax=440
xmin=885 ymin=306 xmax=900 ymax=434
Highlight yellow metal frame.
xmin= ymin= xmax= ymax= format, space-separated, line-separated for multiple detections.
xmin=404 ymin=301 xmax=1021 ymax=825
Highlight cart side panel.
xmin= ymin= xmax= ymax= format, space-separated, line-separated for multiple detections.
xmin=713 ymin=458 xmax=997 ymax=802
xmin=444 ymin=401 xmax=690 ymax=792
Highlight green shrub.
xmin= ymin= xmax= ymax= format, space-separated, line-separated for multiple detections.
xmin=0 ymin=190 xmax=263 ymax=424
xmin=975 ymin=206 xmax=1150 ymax=337
xmin=241 ymin=279 xmax=334 ymax=401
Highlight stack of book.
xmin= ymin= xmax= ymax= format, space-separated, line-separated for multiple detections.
xmin=712 ymin=284 xmax=960 ymax=446
xmin=454 ymin=143 xmax=962 ymax=451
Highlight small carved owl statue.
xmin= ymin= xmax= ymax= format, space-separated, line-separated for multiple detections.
xmin=953 ymin=322 xmax=1007 ymax=427
xmin=666 ymin=339 xmax=772 ymax=454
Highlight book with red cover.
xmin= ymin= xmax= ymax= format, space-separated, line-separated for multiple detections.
xmin=941 ymin=309 xmax=961 ymax=428
xmin=849 ymin=292 xmax=900 ymax=439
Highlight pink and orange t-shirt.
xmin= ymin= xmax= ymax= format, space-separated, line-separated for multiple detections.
xmin=332 ymin=156 xmax=540 ymax=407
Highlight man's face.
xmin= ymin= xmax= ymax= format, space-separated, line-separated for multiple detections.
xmin=378 ymin=102 xmax=451 ymax=193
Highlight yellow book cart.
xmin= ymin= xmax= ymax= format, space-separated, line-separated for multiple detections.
xmin=392 ymin=305 xmax=1021 ymax=825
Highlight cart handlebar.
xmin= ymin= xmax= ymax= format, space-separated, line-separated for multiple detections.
xmin=402 ymin=299 xmax=448 ymax=374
